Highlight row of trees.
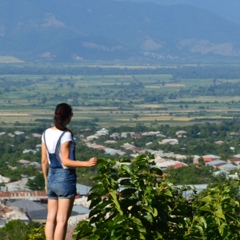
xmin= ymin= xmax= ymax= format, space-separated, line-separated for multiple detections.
xmin=1 ymin=64 xmax=240 ymax=79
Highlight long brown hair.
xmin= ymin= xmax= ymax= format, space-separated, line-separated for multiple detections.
xmin=54 ymin=103 xmax=73 ymax=134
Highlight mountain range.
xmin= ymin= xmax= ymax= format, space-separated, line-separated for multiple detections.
xmin=1 ymin=0 xmax=240 ymax=63
xmin=116 ymin=0 xmax=240 ymax=25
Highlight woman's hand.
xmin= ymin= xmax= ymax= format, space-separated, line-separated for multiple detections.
xmin=88 ymin=157 xmax=98 ymax=167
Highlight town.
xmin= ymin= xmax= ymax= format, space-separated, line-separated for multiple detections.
xmin=0 ymin=122 xmax=239 ymax=231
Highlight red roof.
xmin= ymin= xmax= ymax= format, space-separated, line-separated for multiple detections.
xmin=203 ymin=158 xmax=213 ymax=162
xmin=173 ymin=163 xmax=186 ymax=169
xmin=228 ymin=158 xmax=240 ymax=162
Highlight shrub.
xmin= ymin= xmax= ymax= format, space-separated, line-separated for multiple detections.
xmin=73 ymin=155 xmax=240 ymax=240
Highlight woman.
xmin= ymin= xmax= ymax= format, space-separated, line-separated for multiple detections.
xmin=41 ymin=103 xmax=97 ymax=240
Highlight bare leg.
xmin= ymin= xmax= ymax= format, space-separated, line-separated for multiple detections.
xmin=45 ymin=199 xmax=58 ymax=240
xmin=54 ymin=198 xmax=75 ymax=240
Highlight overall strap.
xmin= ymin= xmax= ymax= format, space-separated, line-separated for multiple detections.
xmin=54 ymin=131 xmax=66 ymax=153
xmin=43 ymin=130 xmax=66 ymax=154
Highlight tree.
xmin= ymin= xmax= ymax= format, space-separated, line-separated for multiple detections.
xmin=27 ymin=172 xmax=45 ymax=191
xmin=73 ymin=155 xmax=240 ymax=240
xmin=0 ymin=220 xmax=41 ymax=240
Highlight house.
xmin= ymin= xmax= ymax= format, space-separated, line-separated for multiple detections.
xmin=179 ymin=184 xmax=208 ymax=199
xmin=29 ymin=162 xmax=41 ymax=168
xmin=7 ymin=197 xmax=91 ymax=224
xmin=172 ymin=154 xmax=187 ymax=160
xmin=230 ymin=132 xmax=240 ymax=137
xmin=32 ymin=133 xmax=42 ymax=138
xmin=0 ymin=175 xmax=10 ymax=184
xmin=203 ymin=158 xmax=213 ymax=163
xmin=96 ymin=128 xmax=109 ymax=136
xmin=155 ymin=160 xmax=187 ymax=170
xmin=228 ymin=173 xmax=240 ymax=179
xmin=86 ymin=143 xmax=105 ymax=150
xmin=121 ymin=132 xmax=135 ymax=138
xmin=173 ymin=162 xmax=188 ymax=169
xmin=218 ymin=163 xmax=237 ymax=171
xmin=28 ymin=208 xmax=47 ymax=223
xmin=121 ymin=143 xmax=136 ymax=150
xmin=161 ymin=139 xmax=179 ymax=145
xmin=0 ymin=203 xmax=29 ymax=223
xmin=7 ymin=199 xmax=46 ymax=213
xmin=205 ymin=160 xmax=237 ymax=171
xmin=203 ymin=154 xmax=220 ymax=162
xmin=142 ymin=131 xmax=160 ymax=136
xmin=0 ymin=218 xmax=6 ymax=228
xmin=228 ymin=157 xmax=240 ymax=166
xmin=22 ymin=149 xmax=38 ymax=154
xmin=203 ymin=154 xmax=220 ymax=160
xmin=104 ymin=148 xmax=125 ymax=156
xmin=86 ymin=135 xmax=99 ymax=141
xmin=76 ymin=184 xmax=91 ymax=196
xmin=5 ymin=178 xmax=30 ymax=191
xmin=14 ymin=131 xmax=24 ymax=135
xmin=109 ymin=133 xmax=120 ymax=139
xmin=19 ymin=159 xmax=30 ymax=164
xmin=104 ymin=140 xmax=117 ymax=144
xmin=192 ymin=155 xmax=201 ymax=164
xmin=132 ymin=133 xmax=141 ymax=139
xmin=205 ymin=160 xmax=227 ymax=168
xmin=155 ymin=152 xmax=174 ymax=158
xmin=213 ymin=170 xmax=229 ymax=176
xmin=176 ymin=130 xmax=187 ymax=137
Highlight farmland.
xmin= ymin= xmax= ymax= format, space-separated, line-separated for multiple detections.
xmin=0 ymin=63 xmax=240 ymax=129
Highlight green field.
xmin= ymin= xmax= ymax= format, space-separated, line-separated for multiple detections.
xmin=0 ymin=64 xmax=240 ymax=128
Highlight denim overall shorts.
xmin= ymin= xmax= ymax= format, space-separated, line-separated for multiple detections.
xmin=44 ymin=131 xmax=77 ymax=199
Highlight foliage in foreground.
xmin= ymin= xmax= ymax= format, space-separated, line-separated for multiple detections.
xmin=0 ymin=220 xmax=43 ymax=240
xmin=73 ymin=155 xmax=240 ymax=240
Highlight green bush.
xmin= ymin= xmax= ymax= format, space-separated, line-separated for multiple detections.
xmin=73 ymin=154 xmax=240 ymax=240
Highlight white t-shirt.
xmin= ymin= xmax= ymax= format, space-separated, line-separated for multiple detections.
xmin=42 ymin=128 xmax=73 ymax=168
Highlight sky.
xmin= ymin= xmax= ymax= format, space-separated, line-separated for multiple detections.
xmin=114 ymin=0 xmax=240 ymax=24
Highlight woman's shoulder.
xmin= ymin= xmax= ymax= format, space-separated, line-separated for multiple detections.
xmin=43 ymin=128 xmax=64 ymax=138
xmin=43 ymin=128 xmax=72 ymax=139
xmin=61 ymin=131 xmax=73 ymax=141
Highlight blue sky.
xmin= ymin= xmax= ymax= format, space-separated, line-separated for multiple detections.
xmin=114 ymin=0 xmax=240 ymax=24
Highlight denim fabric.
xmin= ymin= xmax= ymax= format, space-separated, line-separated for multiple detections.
xmin=47 ymin=168 xmax=77 ymax=199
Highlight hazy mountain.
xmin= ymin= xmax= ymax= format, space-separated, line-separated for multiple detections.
xmin=116 ymin=0 xmax=240 ymax=25
xmin=0 ymin=0 xmax=240 ymax=63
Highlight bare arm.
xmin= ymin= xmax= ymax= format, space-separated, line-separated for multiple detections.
xmin=41 ymin=142 xmax=49 ymax=185
xmin=61 ymin=141 xmax=97 ymax=168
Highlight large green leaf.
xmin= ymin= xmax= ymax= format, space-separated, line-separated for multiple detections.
xmin=215 ymin=207 xmax=225 ymax=220
xmin=199 ymin=204 xmax=213 ymax=213
xmin=73 ymin=221 xmax=95 ymax=240
xmin=150 ymin=167 xmax=163 ymax=176
xmin=95 ymin=158 xmax=108 ymax=169
xmin=120 ymin=164 xmax=133 ymax=175
xmin=109 ymin=189 xmax=123 ymax=215
xmin=142 ymin=206 xmax=158 ymax=217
